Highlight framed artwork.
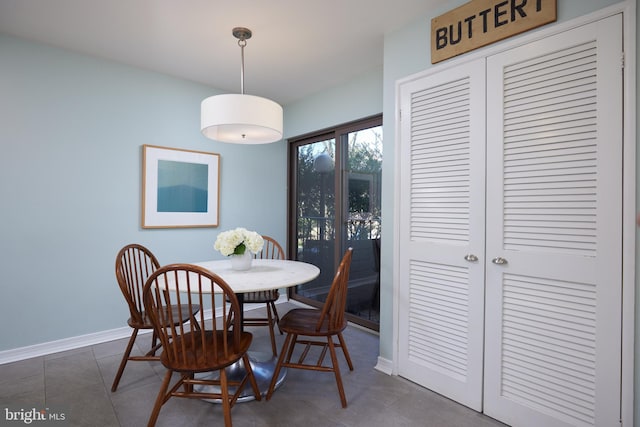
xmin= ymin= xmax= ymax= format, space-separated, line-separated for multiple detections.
xmin=142 ymin=145 xmax=220 ymax=228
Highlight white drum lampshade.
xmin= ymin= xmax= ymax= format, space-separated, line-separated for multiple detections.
xmin=201 ymin=93 xmax=283 ymax=144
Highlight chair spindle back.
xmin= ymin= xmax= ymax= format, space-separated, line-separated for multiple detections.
xmin=115 ymin=244 xmax=161 ymax=326
xmin=316 ymin=248 xmax=353 ymax=332
xmin=254 ymin=236 xmax=285 ymax=260
xmin=143 ymin=264 xmax=242 ymax=369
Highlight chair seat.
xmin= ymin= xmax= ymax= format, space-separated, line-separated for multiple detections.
xmin=242 ymin=290 xmax=279 ymax=303
xmin=279 ymin=308 xmax=347 ymax=336
xmin=127 ymin=304 xmax=200 ymax=329
xmin=161 ymin=330 xmax=253 ymax=372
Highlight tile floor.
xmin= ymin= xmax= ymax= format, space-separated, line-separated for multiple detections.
xmin=0 ymin=303 xmax=507 ymax=426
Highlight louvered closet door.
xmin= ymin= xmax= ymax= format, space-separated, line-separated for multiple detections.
xmin=397 ymin=58 xmax=486 ymax=411
xmin=484 ymin=15 xmax=622 ymax=427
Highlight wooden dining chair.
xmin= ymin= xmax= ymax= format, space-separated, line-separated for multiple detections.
xmin=111 ymin=244 xmax=199 ymax=392
xmin=143 ymin=264 xmax=261 ymax=427
xmin=266 ymin=247 xmax=354 ymax=407
xmin=227 ymin=235 xmax=285 ymax=356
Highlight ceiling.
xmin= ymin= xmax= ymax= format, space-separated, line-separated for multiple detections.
xmin=0 ymin=0 xmax=447 ymax=105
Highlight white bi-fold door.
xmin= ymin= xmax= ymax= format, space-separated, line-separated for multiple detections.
xmin=397 ymin=14 xmax=622 ymax=427
xmin=483 ymin=14 xmax=622 ymax=427
xmin=397 ymin=57 xmax=487 ymax=411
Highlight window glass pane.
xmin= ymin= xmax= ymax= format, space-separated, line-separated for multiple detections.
xmin=344 ymin=125 xmax=382 ymax=322
xmin=295 ymin=139 xmax=336 ymax=301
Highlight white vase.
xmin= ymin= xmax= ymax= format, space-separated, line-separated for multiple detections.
xmin=230 ymin=251 xmax=252 ymax=271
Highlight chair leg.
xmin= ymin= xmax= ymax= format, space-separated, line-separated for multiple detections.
xmin=266 ymin=304 xmax=277 ymax=357
xmin=190 ymin=311 xmax=202 ymax=331
xmin=184 ymin=373 xmax=194 ymax=393
xmin=111 ymin=328 xmax=139 ymax=392
xmin=337 ymin=332 xmax=354 ymax=371
xmin=147 ymin=369 xmax=172 ymax=427
xmin=285 ymin=334 xmax=298 ymax=362
xmin=327 ymin=336 xmax=347 ymax=408
xmin=225 ymin=309 xmax=233 ymax=331
xmin=269 ymin=301 xmax=282 ymax=334
xmin=147 ymin=330 xmax=157 ymax=355
xmin=243 ymin=353 xmax=262 ymax=400
xmin=266 ymin=333 xmax=293 ymax=401
xmin=145 ymin=330 xmax=162 ymax=357
xmin=219 ymin=368 xmax=232 ymax=427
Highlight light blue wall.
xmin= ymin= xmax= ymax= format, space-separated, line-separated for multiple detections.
xmin=0 ymin=34 xmax=288 ymax=350
xmin=283 ymin=67 xmax=383 ymax=138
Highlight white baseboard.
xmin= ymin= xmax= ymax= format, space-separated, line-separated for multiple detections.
xmin=0 ymin=298 xmax=283 ymax=365
xmin=375 ymin=356 xmax=393 ymax=375
xmin=0 ymin=326 xmax=136 ymax=365
xmin=0 ymin=296 xmax=372 ymax=366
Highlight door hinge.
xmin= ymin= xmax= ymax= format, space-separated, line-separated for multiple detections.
xmin=621 ymin=52 xmax=625 ymax=69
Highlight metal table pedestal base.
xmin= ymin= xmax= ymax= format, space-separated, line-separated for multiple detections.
xmin=196 ymin=351 xmax=286 ymax=403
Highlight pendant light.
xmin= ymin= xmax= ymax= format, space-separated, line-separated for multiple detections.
xmin=201 ymin=27 xmax=283 ymax=144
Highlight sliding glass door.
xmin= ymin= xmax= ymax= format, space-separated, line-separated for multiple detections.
xmin=288 ymin=115 xmax=382 ymax=330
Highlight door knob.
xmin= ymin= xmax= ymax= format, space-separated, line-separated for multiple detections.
xmin=492 ymin=257 xmax=508 ymax=265
xmin=464 ymin=254 xmax=478 ymax=262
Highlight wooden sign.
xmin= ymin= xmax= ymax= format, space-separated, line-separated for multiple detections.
xmin=431 ymin=0 xmax=557 ymax=64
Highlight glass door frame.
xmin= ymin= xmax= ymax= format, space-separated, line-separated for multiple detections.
xmin=287 ymin=114 xmax=382 ymax=331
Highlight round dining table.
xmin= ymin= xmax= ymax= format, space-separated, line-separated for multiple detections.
xmin=190 ymin=258 xmax=320 ymax=402
xmin=193 ymin=258 xmax=320 ymax=294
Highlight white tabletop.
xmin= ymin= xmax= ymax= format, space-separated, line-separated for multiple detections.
xmin=192 ymin=259 xmax=320 ymax=294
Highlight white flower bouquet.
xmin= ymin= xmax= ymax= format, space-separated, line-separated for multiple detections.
xmin=214 ymin=227 xmax=264 ymax=256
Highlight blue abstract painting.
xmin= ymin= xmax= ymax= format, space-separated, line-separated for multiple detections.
xmin=157 ymin=160 xmax=208 ymax=213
